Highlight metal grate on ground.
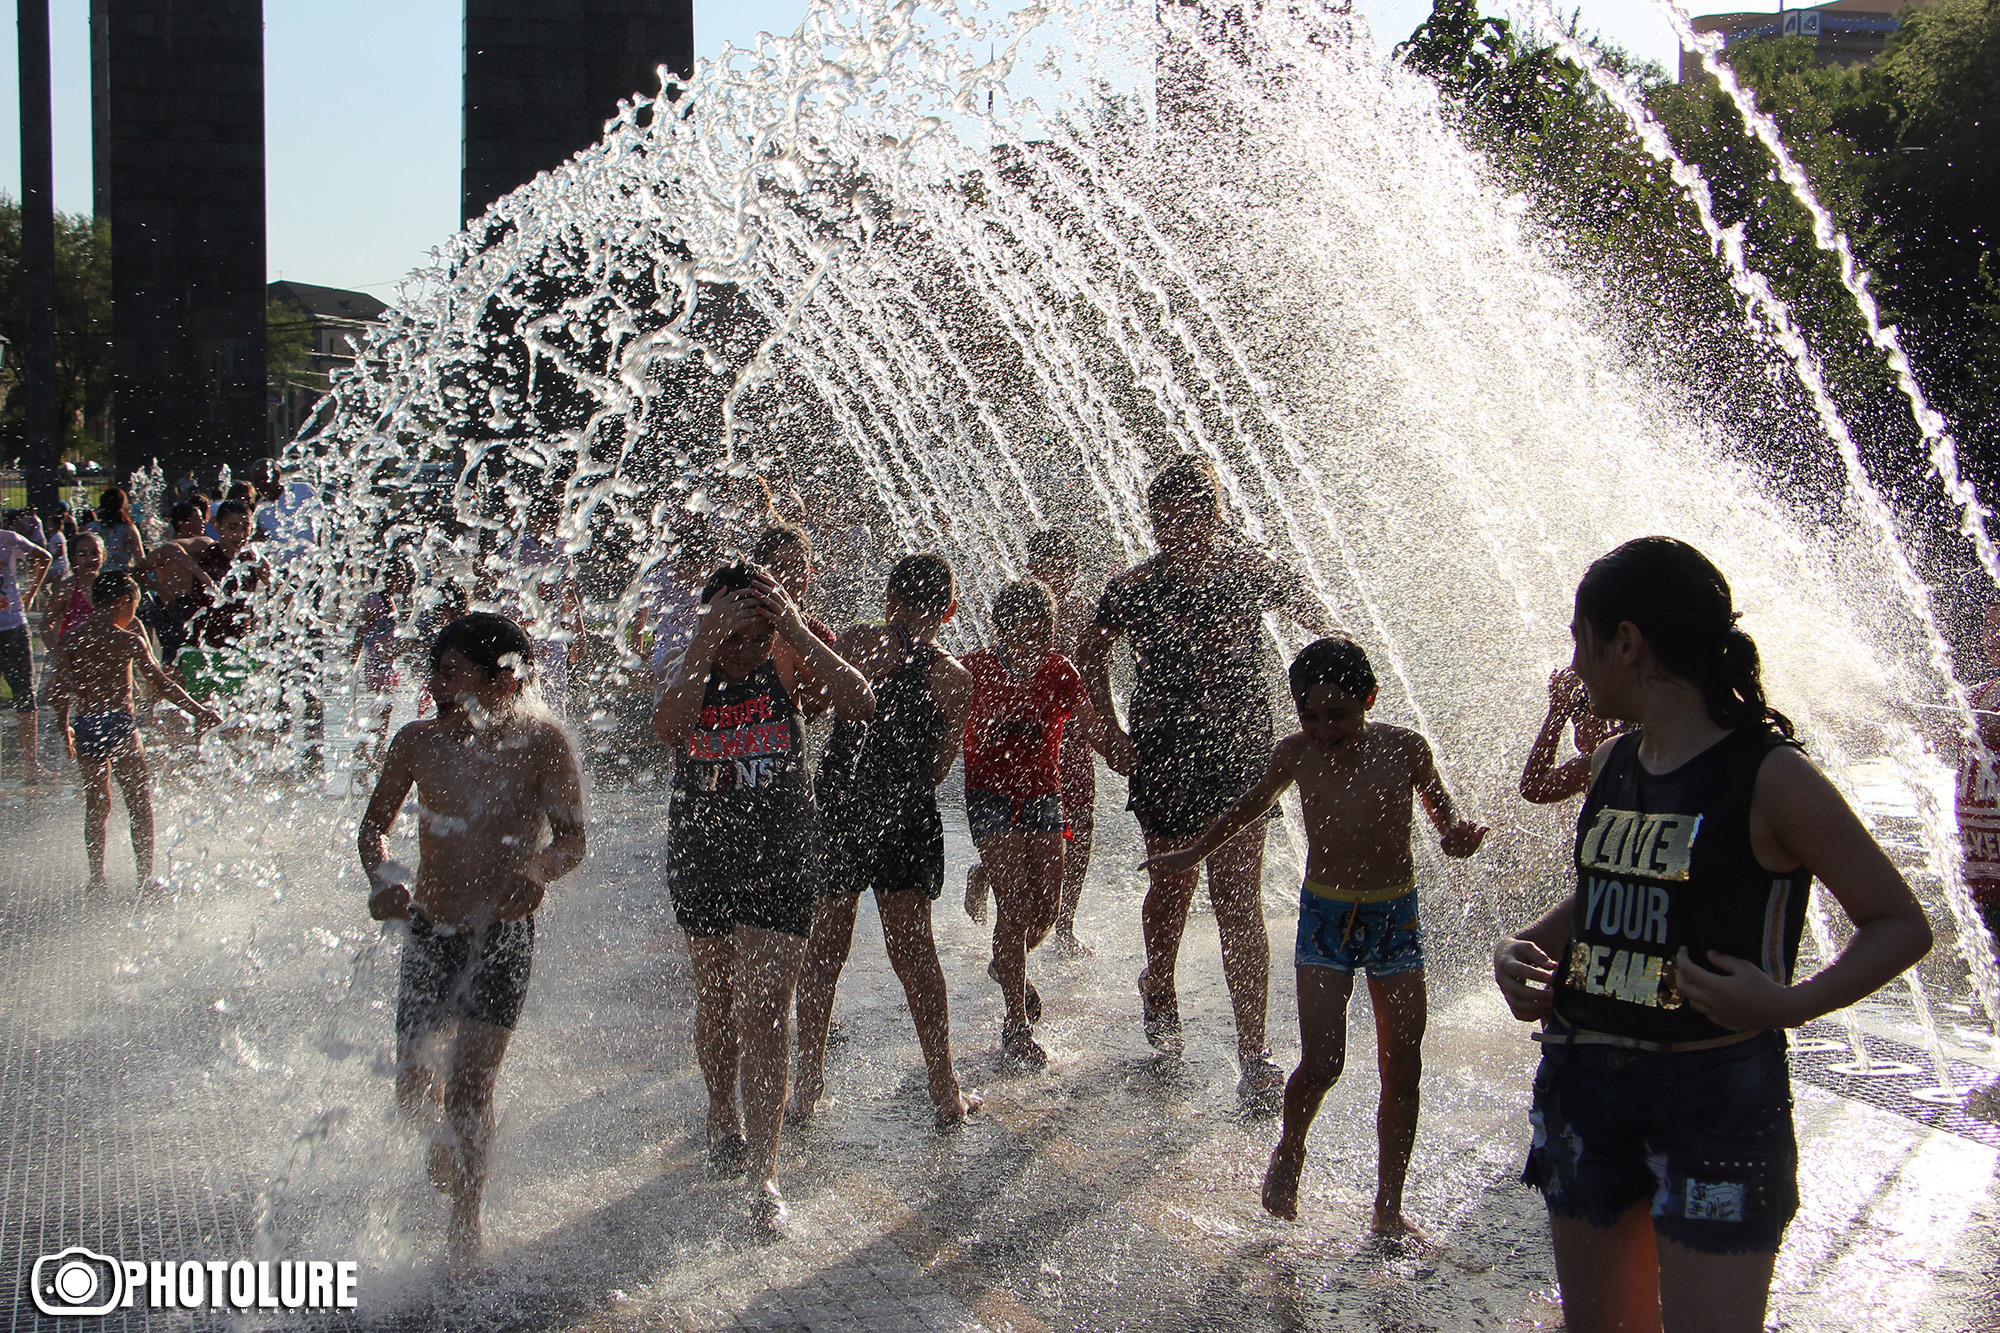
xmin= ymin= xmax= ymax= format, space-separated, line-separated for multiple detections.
xmin=1790 ymin=1018 xmax=2000 ymax=1149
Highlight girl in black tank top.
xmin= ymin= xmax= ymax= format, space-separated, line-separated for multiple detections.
xmin=1560 ymin=725 xmax=1814 ymax=1044
xmin=1492 ymin=538 xmax=1931 ymax=1328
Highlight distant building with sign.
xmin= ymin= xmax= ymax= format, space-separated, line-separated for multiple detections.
xmin=1682 ymin=0 xmax=1940 ymax=82
xmin=266 ymin=281 xmax=388 ymax=449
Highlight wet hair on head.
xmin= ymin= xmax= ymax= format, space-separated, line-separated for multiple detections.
xmin=97 ymin=487 xmax=128 ymax=520
xmin=1575 ymin=536 xmax=1790 ymax=736
xmin=887 ymin=552 xmax=954 ymax=621
xmin=92 ymin=569 xmax=138 ymax=605
xmin=169 ymin=500 xmax=200 ymax=527
xmin=701 ymin=561 xmax=758 ymax=606
xmin=3 ymin=509 xmax=27 ymax=527
xmin=430 ymin=612 xmax=536 ymax=683
xmin=1290 ymin=637 xmax=1377 ymax=706
xmin=992 ymin=578 xmax=1055 ymax=631
xmin=752 ymin=522 xmax=812 ymax=566
xmin=1146 ymin=456 xmax=1221 ymax=513
xmin=1025 ymin=527 xmax=1076 ymax=565
xmin=215 ymin=499 xmax=252 ymax=522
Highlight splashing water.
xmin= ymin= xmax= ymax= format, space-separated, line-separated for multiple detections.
xmin=126 ymin=0 xmax=1994 ymax=1288
xmin=245 ymin=0 xmax=1985 ymax=1014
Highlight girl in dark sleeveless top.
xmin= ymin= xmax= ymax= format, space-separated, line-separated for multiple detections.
xmin=1493 ymin=537 xmax=1931 ymax=1333
xmin=792 ymin=553 xmax=982 ymax=1128
xmin=651 ymin=562 xmax=876 ymax=1235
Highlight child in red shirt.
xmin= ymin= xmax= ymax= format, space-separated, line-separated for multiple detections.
xmin=962 ymin=579 xmax=1103 ymax=1066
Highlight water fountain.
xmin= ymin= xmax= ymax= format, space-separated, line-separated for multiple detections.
xmin=9 ymin=1 xmax=1996 ymax=1326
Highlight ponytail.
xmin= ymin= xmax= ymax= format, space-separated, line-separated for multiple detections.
xmin=1576 ymin=536 xmax=1792 ymax=738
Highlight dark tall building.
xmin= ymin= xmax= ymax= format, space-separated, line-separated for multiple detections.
xmin=93 ymin=0 xmax=267 ymax=478
xmin=463 ymin=0 xmax=694 ymax=225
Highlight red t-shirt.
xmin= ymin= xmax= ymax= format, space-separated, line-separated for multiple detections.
xmin=962 ymin=649 xmax=1084 ymax=799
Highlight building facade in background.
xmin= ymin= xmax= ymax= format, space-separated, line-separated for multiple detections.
xmin=266 ymin=281 xmax=388 ymax=451
xmin=1682 ymin=0 xmax=1940 ymax=81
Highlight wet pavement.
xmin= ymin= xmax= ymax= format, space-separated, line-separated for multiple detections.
xmin=2 ymin=736 xmax=1998 ymax=1332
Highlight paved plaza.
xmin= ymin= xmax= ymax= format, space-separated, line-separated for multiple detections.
xmin=2 ymin=738 xmax=1998 ymax=1332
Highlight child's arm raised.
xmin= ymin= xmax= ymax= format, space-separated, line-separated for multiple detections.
xmin=358 ymin=732 xmax=419 ymax=921
xmin=1520 ymin=669 xmax=1595 ymax=804
xmin=1141 ymin=736 xmax=1305 ymax=876
xmin=651 ymin=588 xmax=754 ymax=747
xmin=1412 ymin=733 xmax=1487 ymax=857
xmin=753 ymin=569 xmax=876 ymax=723
xmin=1675 ymin=746 xmax=1931 ymax=1032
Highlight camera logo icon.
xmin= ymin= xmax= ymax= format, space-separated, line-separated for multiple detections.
xmin=31 ymin=1247 xmax=127 ymax=1316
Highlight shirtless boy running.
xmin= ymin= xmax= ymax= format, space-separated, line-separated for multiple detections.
xmin=45 ymin=570 xmax=221 ymax=888
xmin=359 ymin=613 xmax=586 ymax=1270
xmin=1145 ymin=637 xmax=1485 ymax=1236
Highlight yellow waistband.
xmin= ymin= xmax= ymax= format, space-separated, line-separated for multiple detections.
xmin=1303 ymin=877 xmax=1415 ymax=904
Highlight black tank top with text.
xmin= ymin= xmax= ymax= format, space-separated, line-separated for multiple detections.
xmin=1558 ymin=724 xmax=1814 ymax=1043
xmin=669 ymin=660 xmax=814 ymax=874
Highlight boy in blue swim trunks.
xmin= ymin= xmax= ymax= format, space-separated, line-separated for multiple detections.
xmin=1144 ymin=637 xmax=1485 ymax=1236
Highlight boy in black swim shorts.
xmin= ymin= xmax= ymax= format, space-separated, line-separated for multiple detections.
xmin=1146 ymin=638 xmax=1485 ymax=1236
xmin=360 ymin=613 xmax=586 ymax=1271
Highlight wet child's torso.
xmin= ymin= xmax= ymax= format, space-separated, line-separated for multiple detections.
xmin=402 ymin=717 xmax=567 ymax=927
xmin=1293 ymin=724 xmax=1423 ymax=895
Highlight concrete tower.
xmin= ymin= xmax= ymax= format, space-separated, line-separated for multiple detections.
xmin=463 ymin=0 xmax=695 ymax=226
xmin=92 ymin=0 xmax=268 ymax=478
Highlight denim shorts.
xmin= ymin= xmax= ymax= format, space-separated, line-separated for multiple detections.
xmin=966 ymin=788 xmax=1065 ymax=844
xmin=1522 ymin=1028 xmax=1799 ymax=1255
xmin=1295 ymin=887 xmax=1424 ymax=977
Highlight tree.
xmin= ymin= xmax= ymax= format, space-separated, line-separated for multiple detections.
xmin=0 ymin=194 xmax=113 ymax=465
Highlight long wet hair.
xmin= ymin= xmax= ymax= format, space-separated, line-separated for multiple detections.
xmin=97 ymin=487 xmax=129 ymax=522
xmin=1574 ymin=536 xmax=1791 ymax=737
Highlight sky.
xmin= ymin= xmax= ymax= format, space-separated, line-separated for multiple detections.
xmin=0 ymin=0 xmax=1786 ymax=295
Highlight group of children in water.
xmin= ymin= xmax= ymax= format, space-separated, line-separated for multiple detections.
xmin=28 ymin=448 xmax=1946 ymax=1331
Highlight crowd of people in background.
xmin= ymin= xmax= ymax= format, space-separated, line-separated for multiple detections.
xmin=1 ymin=451 xmax=1992 ymax=1333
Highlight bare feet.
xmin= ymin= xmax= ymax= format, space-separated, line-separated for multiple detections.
xmin=1261 ymin=1142 xmax=1304 ymax=1221
xmin=1138 ymin=970 xmax=1182 ymax=1055
xmin=751 ymin=1182 xmax=788 ymax=1239
xmin=1369 ymin=1205 xmax=1430 ymax=1250
xmin=963 ymin=863 xmax=988 ymax=923
xmin=708 ymin=1132 xmax=749 ymax=1176
xmin=444 ymin=1212 xmax=482 ymax=1274
xmin=934 ymin=1088 xmax=984 ymax=1129
xmin=788 ymin=1068 xmax=825 ymax=1122
xmin=1049 ymin=929 xmax=1093 ymax=959
xmin=20 ymin=766 xmax=57 ymax=786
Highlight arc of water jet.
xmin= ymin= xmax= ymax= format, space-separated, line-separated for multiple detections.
xmin=1512 ymin=0 xmax=2000 ymax=1034
xmin=1656 ymin=0 xmax=2000 ymax=595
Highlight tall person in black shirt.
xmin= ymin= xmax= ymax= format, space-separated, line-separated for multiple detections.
xmin=1078 ymin=457 xmax=1336 ymax=1105
xmin=1493 ymin=537 xmax=1931 ymax=1333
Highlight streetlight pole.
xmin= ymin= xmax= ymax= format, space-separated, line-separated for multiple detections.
xmin=17 ymin=0 xmax=61 ymax=512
